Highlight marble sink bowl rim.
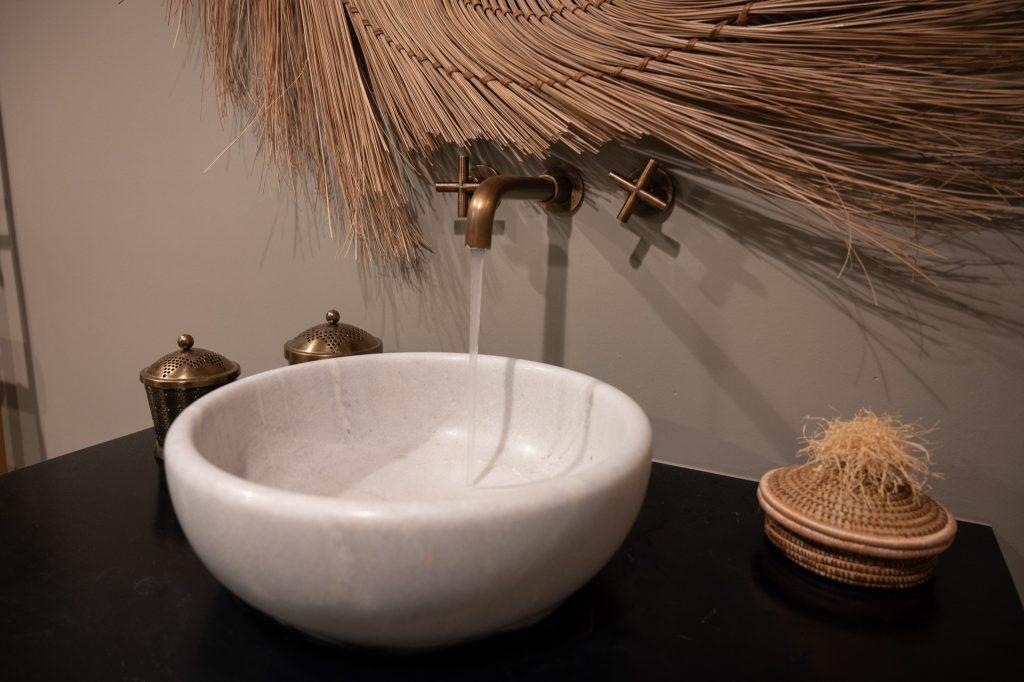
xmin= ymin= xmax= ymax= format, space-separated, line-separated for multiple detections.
xmin=163 ymin=352 xmax=652 ymax=649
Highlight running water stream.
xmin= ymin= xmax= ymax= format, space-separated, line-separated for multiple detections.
xmin=465 ymin=248 xmax=486 ymax=485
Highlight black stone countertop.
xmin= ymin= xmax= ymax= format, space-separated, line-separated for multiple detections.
xmin=1 ymin=429 xmax=1021 ymax=680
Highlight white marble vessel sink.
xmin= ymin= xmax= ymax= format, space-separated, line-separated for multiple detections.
xmin=164 ymin=352 xmax=652 ymax=649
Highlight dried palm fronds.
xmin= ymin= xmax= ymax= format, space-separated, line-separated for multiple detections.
xmin=169 ymin=1 xmax=1024 ymax=275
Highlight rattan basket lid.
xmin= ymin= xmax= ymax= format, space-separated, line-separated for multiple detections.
xmin=140 ymin=334 xmax=240 ymax=390
xmin=283 ymin=309 xmax=382 ymax=363
xmin=758 ymin=465 xmax=956 ymax=559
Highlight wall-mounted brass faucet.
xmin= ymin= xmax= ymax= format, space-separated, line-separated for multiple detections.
xmin=436 ymin=157 xmax=584 ymax=249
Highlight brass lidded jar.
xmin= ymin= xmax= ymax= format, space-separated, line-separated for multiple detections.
xmin=284 ymin=309 xmax=382 ymax=364
xmin=140 ymin=334 xmax=240 ymax=459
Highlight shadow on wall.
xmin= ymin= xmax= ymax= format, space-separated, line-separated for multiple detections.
xmin=666 ymin=145 xmax=1022 ymax=411
xmin=582 ymin=138 xmax=1024 ymax=338
xmin=343 ymin=140 xmax=1022 ymax=475
xmin=624 ymin=145 xmax=1019 ymax=438
xmin=0 ymin=94 xmax=47 ymax=468
xmin=350 ymin=140 xmax=1021 ymax=435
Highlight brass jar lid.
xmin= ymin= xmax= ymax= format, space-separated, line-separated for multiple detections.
xmin=140 ymin=334 xmax=241 ymax=389
xmin=284 ymin=309 xmax=383 ymax=364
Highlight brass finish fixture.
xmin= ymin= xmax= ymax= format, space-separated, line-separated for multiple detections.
xmin=465 ymin=165 xmax=584 ymax=249
xmin=284 ymin=309 xmax=383 ymax=364
xmin=609 ymin=158 xmax=675 ymax=222
xmin=140 ymin=334 xmax=240 ymax=459
xmin=541 ymin=163 xmax=585 ymax=216
xmin=434 ymin=155 xmax=498 ymax=217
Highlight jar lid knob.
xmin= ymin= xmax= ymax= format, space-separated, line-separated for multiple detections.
xmin=177 ymin=333 xmax=194 ymax=351
xmin=325 ymin=310 xmax=340 ymax=325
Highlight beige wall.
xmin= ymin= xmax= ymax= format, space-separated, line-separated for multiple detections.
xmin=2 ymin=1 xmax=1021 ymax=595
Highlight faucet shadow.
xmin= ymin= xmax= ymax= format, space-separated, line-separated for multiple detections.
xmin=542 ymin=213 xmax=572 ymax=367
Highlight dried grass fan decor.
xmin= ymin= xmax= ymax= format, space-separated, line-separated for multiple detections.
xmin=170 ymin=1 xmax=1024 ymax=276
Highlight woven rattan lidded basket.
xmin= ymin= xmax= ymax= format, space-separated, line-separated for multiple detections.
xmin=757 ymin=465 xmax=957 ymax=588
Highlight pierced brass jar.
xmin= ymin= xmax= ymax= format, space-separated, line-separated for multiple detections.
xmin=284 ymin=309 xmax=383 ymax=364
xmin=140 ymin=334 xmax=240 ymax=459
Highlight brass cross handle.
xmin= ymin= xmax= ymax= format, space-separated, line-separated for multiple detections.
xmin=609 ymin=158 xmax=675 ymax=223
xmin=434 ymin=155 xmax=498 ymax=217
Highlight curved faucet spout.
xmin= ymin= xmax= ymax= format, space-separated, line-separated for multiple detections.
xmin=465 ymin=175 xmax=557 ymax=249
